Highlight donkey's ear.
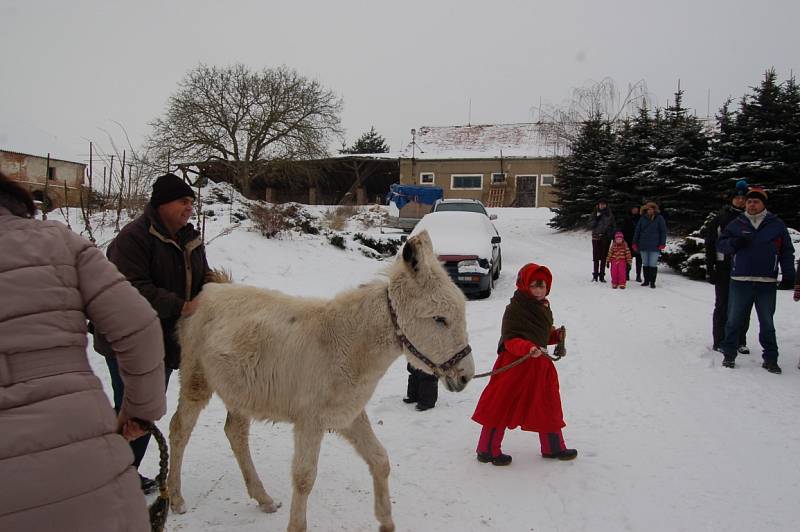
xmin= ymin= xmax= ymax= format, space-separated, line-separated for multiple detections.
xmin=402 ymin=230 xmax=433 ymax=273
xmin=402 ymin=239 xmax=419 ymax=272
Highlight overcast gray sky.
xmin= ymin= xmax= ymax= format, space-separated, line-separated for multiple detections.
xmin=2 ymin=0 xmax=798 ymax=165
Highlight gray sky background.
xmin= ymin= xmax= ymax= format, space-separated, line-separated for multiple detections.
xmin=2 ymin=0 xmax=799 ymax=166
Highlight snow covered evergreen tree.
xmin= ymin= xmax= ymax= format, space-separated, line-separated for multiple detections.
xmin=629 ymin=89 xmax=711 ymax=231
xmin=605 ymin=104 xmax=657 ymax=211
xmin=714 ymin=69 xmax=800 ymax=227
xmin=549 ymin=112 xmax=615 ymax=229
xmin=340 ymin=126 xmax=390 ymax=154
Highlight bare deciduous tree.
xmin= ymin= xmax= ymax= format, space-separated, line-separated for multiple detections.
xmin=147 ymin=64 xmax=344 ymax=196
xmin=538 ymin=77 xmax=652 ymax=145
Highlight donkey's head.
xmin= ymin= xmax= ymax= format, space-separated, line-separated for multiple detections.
xmin=388 ymin=230 xmax=474 ymax=392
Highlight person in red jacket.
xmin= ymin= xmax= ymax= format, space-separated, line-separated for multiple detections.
xmin=472 ymin=263 xmax=577 ymax=466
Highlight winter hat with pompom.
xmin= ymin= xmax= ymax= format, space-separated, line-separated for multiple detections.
xmin=731 ymin=179 xmax=749 ymax=198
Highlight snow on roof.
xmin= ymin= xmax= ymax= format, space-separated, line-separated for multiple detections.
xmin=400 ymin=123 xmax=568 ymax=160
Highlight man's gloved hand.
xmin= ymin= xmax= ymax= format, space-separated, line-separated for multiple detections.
xmin=631 ymin=244 xmax=638 ymax=252
xmin=733 ymin=232 xmax=754 ymax=250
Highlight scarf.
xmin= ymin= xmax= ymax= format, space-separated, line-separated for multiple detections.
xmin=498 ymin=289 xmax=554 ymax=354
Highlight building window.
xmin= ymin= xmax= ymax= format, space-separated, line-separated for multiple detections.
xmin=491 ymin=172 xmax=507 ymax=184
xmin=420 ymin=172 xmax=435 ymax=184
xmin=541 ymin=174 xmax=556 ymax=186
xmin=451 ymin=174 xmax=483 ymax=190
xmin=47 ymin=167 xmax=56 ymax=180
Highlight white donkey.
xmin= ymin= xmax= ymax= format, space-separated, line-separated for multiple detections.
xmin=167 ymin=231 xmax=474 ymax=532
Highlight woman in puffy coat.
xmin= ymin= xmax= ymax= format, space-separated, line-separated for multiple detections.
xmin=632 ymin=201 xmax=667 ymax=288
xmin=0 ymin=173 xmax=167 ymax=532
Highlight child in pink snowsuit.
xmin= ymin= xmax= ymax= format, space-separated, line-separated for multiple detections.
xmin=606 ymin=231 xmax=632 ymax=289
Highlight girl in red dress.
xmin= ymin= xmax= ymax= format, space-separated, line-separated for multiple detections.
xmin=472 ymin=263 xmax=577 ymax=465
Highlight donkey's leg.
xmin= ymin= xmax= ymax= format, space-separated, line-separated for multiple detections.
xmin=224 ymin=411 xmax=280 ymax=512
xmin=339 ymin=410 xmax=395 ymax=532
xmin=287 ymin=423 xmax=325 ymax=532
xmin=167 ymin=369 xmax=212 ymax=514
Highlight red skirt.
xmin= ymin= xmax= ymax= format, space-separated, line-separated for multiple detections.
xmin=472 ymin=340 xmax=565 ymax=433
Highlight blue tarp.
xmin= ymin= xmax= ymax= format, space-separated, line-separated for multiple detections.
xmin=388 ymin=183 xmax=443 ymax=209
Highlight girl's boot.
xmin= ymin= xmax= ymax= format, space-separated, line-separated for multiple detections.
xmin=539 ymin=431 xmax=578 ymax=461
xmin=477 ymin=426 xmax=512 ymax=466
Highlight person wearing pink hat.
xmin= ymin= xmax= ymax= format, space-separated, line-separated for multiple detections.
xmin=606 ymin=231 xmax=633 ymax=289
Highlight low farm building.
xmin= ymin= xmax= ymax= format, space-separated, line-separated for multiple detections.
xmin=399 ymin=123 xmax=567 ymax=208
xmin=0 ymin=149 xmax=87 ymax=209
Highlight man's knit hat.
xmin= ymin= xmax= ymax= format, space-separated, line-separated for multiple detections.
xmin=150 ymin=173 xmax=195 ymax=207
xmin=746 ymin=185 xmax=768 ymax=203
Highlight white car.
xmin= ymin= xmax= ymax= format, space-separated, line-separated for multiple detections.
xmin=431 ymin=198 xmax=498 ymax=220
xmin=410 ymin=211 xmax=501 ymax=298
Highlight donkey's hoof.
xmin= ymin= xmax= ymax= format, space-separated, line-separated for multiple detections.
xmin=171 ymin=499 xmax=187 ymax=514
xmin=379 ymin=524 xmax=396 ymax=532
xmin=259 ymin=500 xmax=281 ymax=513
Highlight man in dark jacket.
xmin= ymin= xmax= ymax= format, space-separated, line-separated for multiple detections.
xmin=717 ymin=186 xmax=795 ymax=373
xmin=705 ymin=181 xmax=751 ymax=353
xmin=95 ymin=173 xmax=210 ymax=490
xmin=590 ymin=200 xmax=615 ymax=282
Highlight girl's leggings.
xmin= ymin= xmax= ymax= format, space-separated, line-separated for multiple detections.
xmin=610 ymin=260 xmax=628 ymax=286
xmin=477 ymin=425 xmax=567 ymax=456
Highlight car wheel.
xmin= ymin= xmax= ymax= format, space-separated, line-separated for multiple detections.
xmin=479 ymin=274 xmax=494 ymax=299
xmin=492 ymin=254 xmax=501 ymax=280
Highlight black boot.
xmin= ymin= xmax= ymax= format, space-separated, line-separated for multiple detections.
xmin=599 ymin=272 xmax=606 ymax=283
xmin=650 ymin=267 xmax=657 ymax=288
xmin=762 ymin=360 xmax=782 ymax=374
xmin=641 ymin=267 xmax=650 ymax=286
xmin=592 ymin=272 xmax=599 ymax=282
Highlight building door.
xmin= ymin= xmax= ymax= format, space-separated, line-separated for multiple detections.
xmin=515 ymin=175 xmax=536 ymax=207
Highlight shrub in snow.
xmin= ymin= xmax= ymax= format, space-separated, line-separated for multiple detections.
xmin=328 ymin=234 xmax=346 ymax=249
xmin=353 ymin=233 xmax=401 ymax=256
xmin=248 ymin=202 xmax=321 ymax=238
xmin=248 ymin=203 xmax=294 ymax=238
xmin=661 ymin=233 xmax=707 ymax=280
xmin=324 ymin=205 xmax=356 ymax=231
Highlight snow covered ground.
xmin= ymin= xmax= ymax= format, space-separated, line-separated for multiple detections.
xmin=58 ymin=194 xmax=800 ymax=532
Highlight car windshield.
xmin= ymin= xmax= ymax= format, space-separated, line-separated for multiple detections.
xmin=435 ymin=203 xmax=487 ymax=215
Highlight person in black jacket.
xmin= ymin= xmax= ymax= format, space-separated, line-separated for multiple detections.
xmin=93 ymin=173 xmax=211 ymax=492
xmin=705 ymin=180 xmax=751 ymax=353
xmin=590 ymin=200 xmax=615 ymax=283
xmin=621 ymin=205 xmax=642 ymax=282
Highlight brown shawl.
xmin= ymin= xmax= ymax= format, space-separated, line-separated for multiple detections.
xmin=497 ymin=290 xmax=554 ymax=354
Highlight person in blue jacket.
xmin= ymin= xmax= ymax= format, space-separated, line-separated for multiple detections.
xmin=632 ymin=201 xmax=667 ymax=288
xmin=717 ymin=186 xmax=795 ymax=373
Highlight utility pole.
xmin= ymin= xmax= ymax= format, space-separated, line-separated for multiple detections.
xmin=115 ymin=151 xmax=125 ymax=232
xmin=128 ymin=163 xmax=134 ymax=204
xmin=42 ymin=153 xmax=50 ymax=220
xmin=108 ymin=154 xmax=115 ymax=198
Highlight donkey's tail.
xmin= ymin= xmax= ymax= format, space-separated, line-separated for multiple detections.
xmin=204 ymin=268 xmax=232 ymax=284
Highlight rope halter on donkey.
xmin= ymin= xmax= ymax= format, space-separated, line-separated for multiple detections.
xmin=386 ymin=289 xmax=472 ymax=379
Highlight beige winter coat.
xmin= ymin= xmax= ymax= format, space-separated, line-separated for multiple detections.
xmin=0 ymin=207 xmax=167 ymax=532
